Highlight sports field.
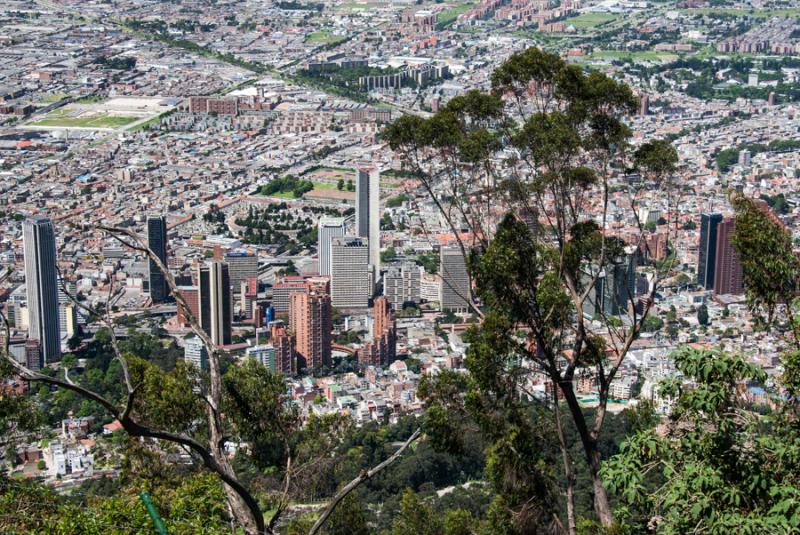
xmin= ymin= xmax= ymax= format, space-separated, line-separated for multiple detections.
xmin=32 ymin=108 xmax=138 ymax=128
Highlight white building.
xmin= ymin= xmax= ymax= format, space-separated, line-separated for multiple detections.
xmin=318 ymin=217 xmax=346 ymax=277
xmin=330 ymin=237 xmax=372 ymax=309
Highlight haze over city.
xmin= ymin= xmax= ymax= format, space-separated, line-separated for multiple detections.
xmin=2 ymin=0 xmax=800 ymax=533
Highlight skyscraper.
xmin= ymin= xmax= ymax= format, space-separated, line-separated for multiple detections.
xmin=713 ymin=218 xmax=744 ymax=295
xmin=147 ymin=215 xmax=169 ymax=304
xmin=23 ymin=216 xmax=61 ymax=364
xmin=439 ymin=245 xmax=471 ymax=313
xmin=318 ymin=217 xmax=346 ymax=277
xmin=697 ymin=213 xmax=723 ymax=290
xmin=356 ymin=166 xmax=381 ymax=276
xmin=289 ymin=278 xmax=332 ymax=370
xmin=383 ymin=262 xmax=421 ymax=310
xmin=198 ymin=261 xmax=232 ymax=346
xmin=224 ymin=251 xmax=258 ymax=300
xmin=330 ymin=237 xmax=372 ymax=309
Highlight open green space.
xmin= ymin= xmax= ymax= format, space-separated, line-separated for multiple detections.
xmin=438 ymin=2 xmax=476 ymax=27
xmin=563 ymin=12 xmax=618 ymax=29
xmin=33 ymin=111 xmax=139 ymax=128
xmin=305 ymin=30 xmax=346 ymax=44
xmin=589 ymin=50 xmax=680 ymax=62
xmin=40 ymin=93 xmax=72 ymax=104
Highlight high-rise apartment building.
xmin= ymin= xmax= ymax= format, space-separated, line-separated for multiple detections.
xmin=713 ymin=218 xmax=744 ymax=295
xmin=289 ymin=279 xmax=332 ymax=370
xmin=176 ymin=286 xmax=199 ymax=328
xmin=270 ymin=321 xmax=296 ymax=375
xmin=355 ymin=166 xmax=381 ymax=276
xmin=439 ymin=245 xmax=471 ymax=313
xmin=383 ymin=263 xmax=421 ymax=310
xmin=318 ymin=217 xmax=346 ymax=277
xmin=360 ymin=296 xmax=397 ymax=367
xmin=697 ymin=213 xmax=723 ymax=290
xmin=198 ymin=261 xmax=232 ymax=347
xmin=330 ymin=237 xmax=372 ymax=309
xmin=23 ymin=216 xmax=61 ymax=364
xmin=147 ymin=215 xmax=169 ymax=304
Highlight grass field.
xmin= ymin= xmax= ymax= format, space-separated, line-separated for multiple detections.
xmin=563 ymin=12 xmax=618 ymax=29
xmin=305 ymin=30 xmax=346 ymax=44
xmin=589 ymin=50 xmax=679 ymax=62
xmin=40 ymin=93 xmax=71 ymax=104
xmin=438 ymin=2 xmax=476 ymax=27
xmin=263 ymin=181 xmax=341 ymax=199
xmin=33 ymin=109 xmax=139 ymax=128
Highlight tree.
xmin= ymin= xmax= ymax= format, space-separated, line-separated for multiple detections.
xmin=386 ymin=47 xmax=681 ymax=531
xmin=337 ymin=178 xmax=344 ymax=190
xmin=603 ymin=347 xmax=800 ymax=533
xmin=697 ymin=303 xmax=709 ymax=326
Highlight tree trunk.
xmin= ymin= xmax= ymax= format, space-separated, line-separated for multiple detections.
xmin=558 ymin=379 xmax=613 ymax=528
xmin=208 ymin=405 xmax=265 ymax=535
xmin=553 ymin=390 xmax=576 ymax=535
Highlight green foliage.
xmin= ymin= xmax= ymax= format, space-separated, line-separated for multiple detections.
xmin=416 ymin=252 xmax=439 ymax=275
xmin=0 ymin=473 xmax=231 ymax=534
xmin=603 ymin=348 xmax=799 ymax=534
xmin=731 ymin=194 xmax=799 ymax=324
xmin=223 ymin=358 xmax=299 ymax=468
xmin=697 ymin=303 xmax=709 ymax=326
xmin=258 ymin=175 xmax=314 ymax=197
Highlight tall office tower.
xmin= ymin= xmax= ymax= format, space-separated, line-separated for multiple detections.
xmin=318 ymin=217 xmax=346 ymax=276
xmin=23 ymin=216 xmax=61 ymax=364
xmin=271 ymin=277 xmax=307 ymax=315
xmin=147 ymin=215 xmax=169 ymax=304
xmin=270 ymin=321 xmax=296 ymax=375
xmin=355 ymin=166 xmax=381 ymax=276
xmin=289 ymin=280 xmax=332 ymax=370
xmin=582 ymin=255 xmax=636 ymax=318
xmin=224 ymin=251 xmax=258 ymax=300
xmin=697 ymin=213 xmax=723 ymax=290
xmin=383 ymin=262 xmax=421 ymax=310
xmin=198 ymin=261 xmax=232 ymax=347
xmin=184 ymin=336 xmax=209 ymax=371
xmin=360 ymin=296 xmax=397 ymax=367
xmin=330 ymin=237 xmax=372 ymax=309
xmin=713 ymin=218 xmax=744 ymax=295
xmin=439 ymin=245 xmax=471 ymax=313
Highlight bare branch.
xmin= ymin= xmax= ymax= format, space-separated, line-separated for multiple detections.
xmin=307 ymin=428 xmax=422 ymax=535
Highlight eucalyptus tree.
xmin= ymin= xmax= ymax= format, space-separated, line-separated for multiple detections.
xmin=386 ymin=48 xmax=680 ymax=531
